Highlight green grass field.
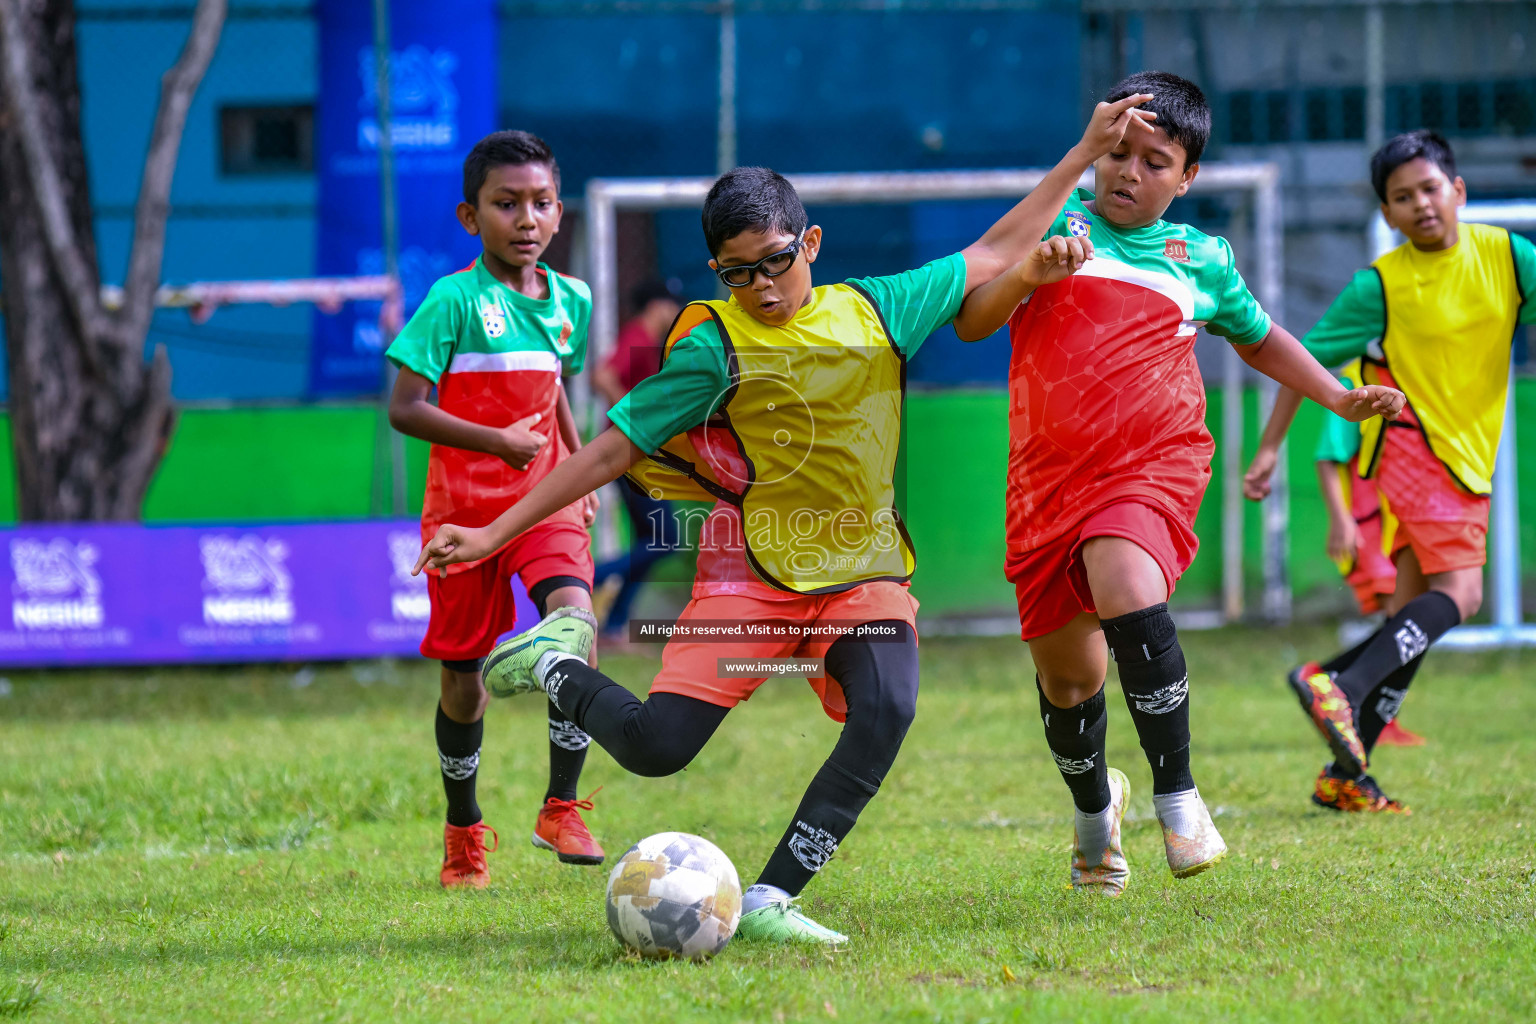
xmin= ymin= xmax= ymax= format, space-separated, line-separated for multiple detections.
xmin=2 ymin=629 xmax=1532 ymax=1023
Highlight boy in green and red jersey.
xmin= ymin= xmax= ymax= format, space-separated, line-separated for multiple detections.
xmin=386 ymin=131 xmax=604 ymax=889
xmin=953 ymin=72 xmax=1404 ymax=896
xmin=1246 ymin=130 xmax=1536 ymax=811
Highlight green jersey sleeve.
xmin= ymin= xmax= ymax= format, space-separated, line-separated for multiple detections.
xmin=607 ymin=320 xmax=732 ymax=453
xmin=1313 ymin=409 xmax=1362 ymax=465
xmin=386 ymin=277 xmax=463 ymax=383
xmin=560 ymin=276 xmax=592 ymax=377
xmin=1513 ymin=231 xmax=1536 ymax=326
xmin=1207 ymin=237 xmax=1272 ymax=345
xmin=845 ymin=252 xmax=968 ymax=358
xmin=1302 ymin=269 xmax=1387 ymax=368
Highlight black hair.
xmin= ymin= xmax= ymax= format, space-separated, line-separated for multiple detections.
xmin=701 ymin=167 xmax=807 ymax=256
xmin=1370 ymin=130 xmax=1457 ymax=203
xmin=1106 ymin=71 xmax=1210 ymax=167
xmin=462 ymin=130 xmax=560 ymax=204
xmin=630 ymin=277 xmax=681 ymax=313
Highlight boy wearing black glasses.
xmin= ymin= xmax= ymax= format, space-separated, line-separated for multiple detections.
xmin=409 ymin=97 xmax=1158 ymax=945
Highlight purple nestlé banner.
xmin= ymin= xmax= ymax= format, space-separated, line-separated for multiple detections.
xmin=0 ymin=521 xmax=535 ymax=667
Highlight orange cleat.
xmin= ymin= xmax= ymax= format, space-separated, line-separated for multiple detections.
xmin=1312 ymin=769 xmax=1411 ymax=814
xmin=440 ymin=821 xmax=498 ymax=889
xmin=1377 ymin=719 xmax=1427 ymax=746
xmin=1286 ymin=666 xmax=1367 ymax=778
xmin=532 ymin=790 xmax=605 ymax=865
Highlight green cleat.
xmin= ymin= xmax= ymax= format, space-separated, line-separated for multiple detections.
xmin=483 ymin=606 xmax=597 ymax=699
xmin=735 ymin=897 xmax=849 ymax=946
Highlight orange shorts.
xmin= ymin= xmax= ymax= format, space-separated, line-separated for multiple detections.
xmin=1377 ymin=427 xmax=1489 ymax=576
xmin=1346 ymin=511 xmax=1396 ymax=615
xmin=649 ymin=580 xmax=919 ymax=723
xmin=1009 ymin=501 xmax=1198 ymax=641
xmin=421 ymin=518 xmax=594 ymax=662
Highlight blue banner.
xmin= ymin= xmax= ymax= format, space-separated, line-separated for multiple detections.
xmin=0 ymin=521 xmax=536 ymax=667
xmin=309 ymin=0 xmax=498 ymax=395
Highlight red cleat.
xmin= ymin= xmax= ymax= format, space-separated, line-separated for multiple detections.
xmin=1377 ymin=719 xmax=1427 ymax=746
xmin=533 ymin=790 xmax=605 ymax=865
xmin=440 ymin=821 xmax=498 ymax=889
xmin=1286 ymin=666 xmax=1368 ymax=778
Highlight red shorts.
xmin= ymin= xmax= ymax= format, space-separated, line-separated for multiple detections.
xmin=649 ymin=581 xmax=919 ymax=723
xmin=421 ymin=518 xmax=594 ymax=662
xmin=1378 ymin=428 xmax=1489 ymax=575
xmin=1346 ymin=511 xmax=1397 ymax=615
xmin=1009 ymin=501 xmax=1198 ymax=641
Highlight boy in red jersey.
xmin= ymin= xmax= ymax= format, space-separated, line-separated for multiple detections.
xmin=387 ymin=131 xmax=604 ymax=888
xmin=953 ymin=72 xmax=1404 ymax=895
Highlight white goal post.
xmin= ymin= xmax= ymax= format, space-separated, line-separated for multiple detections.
xmin=583 ymin=164 xmax=1286 ymax=626
xmin=1372 ymin=201 xmax=1536 ymax=650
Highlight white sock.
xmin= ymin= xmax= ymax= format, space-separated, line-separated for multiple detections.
xmin=1153 ymin=787 xmax=1206 ymax=837
xmin=533 ymin=650 xmax=582 ymax=685
xmin=1073 ymin=772 xmax=1121 ymax=867
xmin=741 ymin=883 xmax=791 ymax=915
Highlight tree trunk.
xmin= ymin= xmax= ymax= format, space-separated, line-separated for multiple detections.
xmin=0 ymin=0 xmax=221 ymax=521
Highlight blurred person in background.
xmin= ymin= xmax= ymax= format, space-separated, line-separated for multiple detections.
xmin=1247 ymin=131 xmax=1536 ymax=814
xmin=590 ymin=279 xmax=684 ymax=643
xmin=1245 ymin=359 xmax=1427 ymax=763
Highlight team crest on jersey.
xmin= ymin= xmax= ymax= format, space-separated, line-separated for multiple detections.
xmin=480 ymin=300 xmax=506 ymax=339
xmin=1164 ymin=239 xmax=1190 ymax=263
xmin=551 ymin=320 xmax=574 ymax=357
xmin=1066 ymin=211 xmax=1092 ymax=238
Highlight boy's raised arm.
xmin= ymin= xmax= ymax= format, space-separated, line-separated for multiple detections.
xmin=958 ymin=93 xmax=1155 ymax=291
xmin=414 ymin=426 xmax=644 ymax=576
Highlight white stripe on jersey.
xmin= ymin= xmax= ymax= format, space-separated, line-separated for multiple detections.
xmin=1069 ymin=256 xmax=1197 ymax=322
xmin=446 ymin=351 xmax=560 ymax=375
xmin=1015 ymin=255 xmax=1203 ymax=335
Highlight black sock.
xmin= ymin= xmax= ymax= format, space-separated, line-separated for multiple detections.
xmin=1038 ymin=680 xmax=1111 ymax=814
xmin=754 ymin=623 xmax=919 ymax=897
xmin=1100 ymin=603 xmax=1195 ymax=795
xmin=1335 ymin=592 xmax=1460 ymax=707
xmin=1329 ymin=654 xmax=1425 ymax=776
xmin=1321 ymin=633 xmax=1376 ymax=674
xmin=545 ymin=700 xmax=589 ymax=802
xmin=543 ymin=656 xmax=725 ymax=776
xmin=755 ymin=760 xmax=876 ymax=897
xmin=436 ymin=703 xmax=483 ymax=827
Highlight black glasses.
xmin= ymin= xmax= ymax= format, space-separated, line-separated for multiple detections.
xmin=713 ymin=233 xmax=805 ymax=288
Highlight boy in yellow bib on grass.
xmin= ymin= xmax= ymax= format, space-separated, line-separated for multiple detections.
xmin=1248 ymin=131 xmax=1536 ymax=811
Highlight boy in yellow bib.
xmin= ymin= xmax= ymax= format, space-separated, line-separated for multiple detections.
xmin=1248 ymin=131 xmax=1536 ymax=805
xmin=411 ymin=99 xmax=1165 ymax=944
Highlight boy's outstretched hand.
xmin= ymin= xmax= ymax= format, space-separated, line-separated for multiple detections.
xmin=1078 ymin=92 xmax=1157 ymax=160
xmin=1021 ymin=235 xmax=1094 ymax=289
xmin=1332 ymin=385 xmax=1405 ymax=423
xmin=413 ymin=524 xmax=494 ymax=578
xmin=1243 ymin=444 xmax=1280 ymax=501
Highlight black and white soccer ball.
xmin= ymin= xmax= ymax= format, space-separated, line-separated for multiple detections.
xmin=604 ymin=832 xmax=741 ymax=961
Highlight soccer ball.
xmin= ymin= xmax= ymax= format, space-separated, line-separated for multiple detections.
xmin=604 ymin=832 xmax=741 ymax=961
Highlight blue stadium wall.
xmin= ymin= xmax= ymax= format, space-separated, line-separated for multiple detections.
xmin=0 ymin=0 xmax=1082 ymax=401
